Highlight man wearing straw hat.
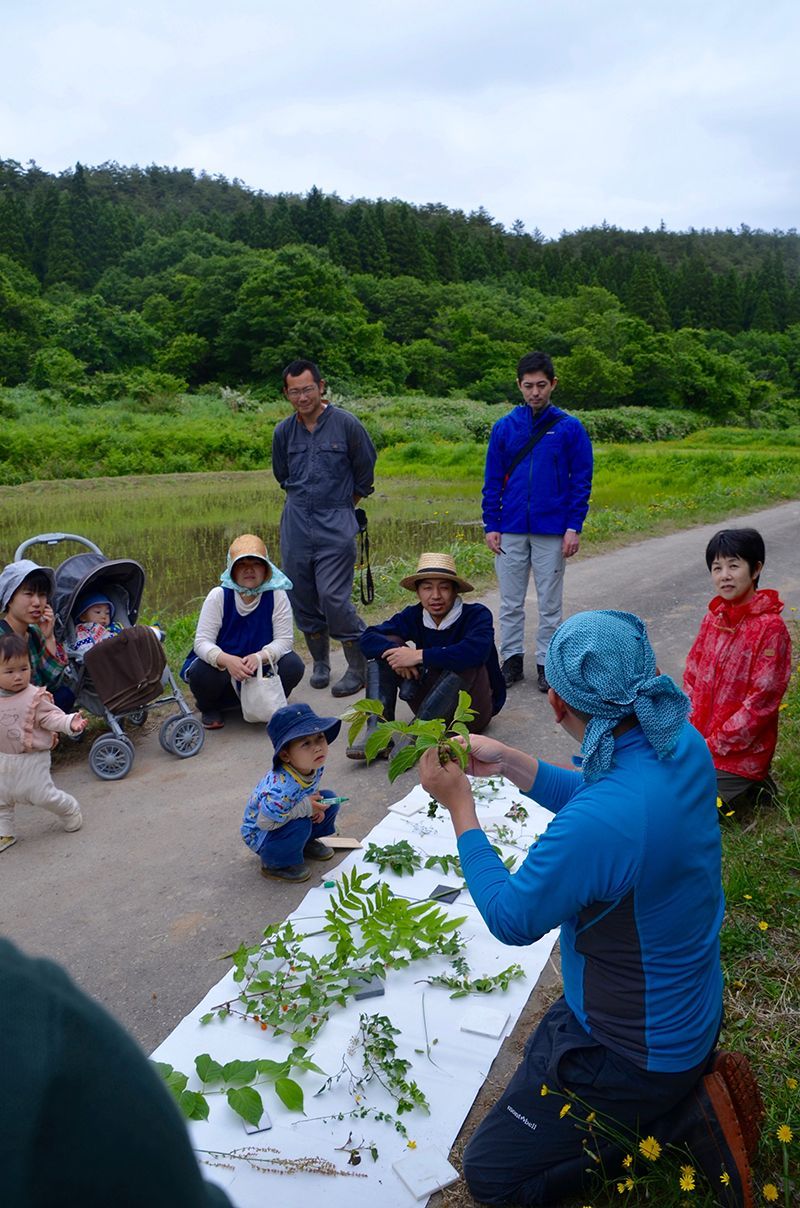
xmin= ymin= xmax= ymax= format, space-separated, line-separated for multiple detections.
xmin=346 ymin=552 xmax=505 ymax=759
xmin=419 ymin=609 xmax=759 ymax=1208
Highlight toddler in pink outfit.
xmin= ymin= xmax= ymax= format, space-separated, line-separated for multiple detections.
xmin=0 ymin=632 xmax=86 ymax=852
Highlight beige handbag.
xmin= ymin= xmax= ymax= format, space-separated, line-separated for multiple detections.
xmin=239 ymin=652 xmax=287 ymax=723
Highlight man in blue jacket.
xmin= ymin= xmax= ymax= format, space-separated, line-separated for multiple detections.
xmin=420 ymin=610 xmax=760 ymax=1207
xmin=346 ymin=552 xmax=505 ymax=759
xmin=482 ymin=351 xmax=593 ymax=692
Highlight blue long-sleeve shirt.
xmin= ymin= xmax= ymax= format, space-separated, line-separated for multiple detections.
xmin=459 ymin=723 xmax=724 ymax=1072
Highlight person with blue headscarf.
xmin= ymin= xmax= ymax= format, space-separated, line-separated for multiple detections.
xmin=420 ymin=610 xmax=759 ymax=1208
xmin=183 ymin=534 xmax=304 ymax=729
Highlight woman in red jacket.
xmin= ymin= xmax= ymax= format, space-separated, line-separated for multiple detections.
xmin=684 ymin=528 xmax=792 ymax=811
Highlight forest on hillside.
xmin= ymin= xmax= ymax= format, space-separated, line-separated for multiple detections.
xmin=2 ymin=159 xmax=800 ymax=422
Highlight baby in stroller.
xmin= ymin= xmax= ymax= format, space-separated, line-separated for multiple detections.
xmin=70 ymin=592 xmax=123 ymax=657
xmin=12 ymin=534 xmax=204 ymax=781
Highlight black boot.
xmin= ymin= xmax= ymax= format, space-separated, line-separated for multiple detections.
xmin=501 ymin=654 xmax=524 ymax=686
xmin=346 ymin=660 xmax=394 ymax=759
xmin=537 ymin=664 xmax=550 ymax=693
xmin=331 ymin=639 xmax=367 ymax=698
xmin=416 ymin=670 xmax=464 ymax=725
xmin=305 ymin=631 xmax=330 ymax=689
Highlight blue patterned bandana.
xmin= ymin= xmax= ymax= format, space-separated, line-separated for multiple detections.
xmin=545 ymin=610 xmax=689 ymax=782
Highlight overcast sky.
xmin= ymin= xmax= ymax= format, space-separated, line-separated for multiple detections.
xmin=2 ymin=0 xmax=798 ymax=238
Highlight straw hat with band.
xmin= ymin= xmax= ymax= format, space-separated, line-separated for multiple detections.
xmin=220 ymin=534 xmax=293 ymax=595
xmin=399 ymin=552 xmax=473 ymax=594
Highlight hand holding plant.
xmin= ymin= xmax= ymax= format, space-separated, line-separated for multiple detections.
xmin=344 ymin=690 xmax=476 ymax=783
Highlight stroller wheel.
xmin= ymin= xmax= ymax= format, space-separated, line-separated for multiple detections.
xmin=127 ymin=708 xmax=147 ymax=727
xmin=89 ymin=734 xmax=135 ymax=781
xmin=160 ymin=715 xmax=205 ymax=759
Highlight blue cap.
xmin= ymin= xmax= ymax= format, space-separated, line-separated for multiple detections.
xmin=267 ymin=703 xmax=341 ymax=766
xmin=74 ymin=592 xmax=115 ymax=622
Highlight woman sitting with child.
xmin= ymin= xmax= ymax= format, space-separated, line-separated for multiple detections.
xmin=184 ymin=534 xmax=304 ymax=730
xmin=684 ymin=527 xmax=792 ymax=811
xmin=0 ymin=560 xmax=68 ymax=690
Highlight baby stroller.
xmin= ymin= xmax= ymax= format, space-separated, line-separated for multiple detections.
xmin=15 ymin=533 xmax=204 ymax=781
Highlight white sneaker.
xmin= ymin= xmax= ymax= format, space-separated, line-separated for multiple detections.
xmin=63 ymin=810 xmax=83 ymax=833
xmin=0 ymin=835 xmax=17 ymax=852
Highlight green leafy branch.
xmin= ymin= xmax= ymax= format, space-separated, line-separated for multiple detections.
xmin=198 ymin=1145 xmax=368 ymax=1179
xmin=315 ymin=1013 xmax=430 ymax=1118
xmin=424 ymin=962 xmax=526 ymax=998
xmin=364 ymin=839 xmax=422 ymax=876
xmin=344 ymin=690 xmax=475 ymax=783
xmin=154 ymin=1045 xmax=323 ymax=1127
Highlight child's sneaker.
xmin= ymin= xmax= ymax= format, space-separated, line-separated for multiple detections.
xmin=63 ymin=810 xmax=83 ymax=833
xmin=260 ymin=863 xmax=311 ymax=883
xmin=0 ymin=835 xmax=17 ymax=853
xmin=303 ymin=838 xmax=334 ymax=861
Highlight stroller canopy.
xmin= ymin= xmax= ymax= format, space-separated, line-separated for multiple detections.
xmin=54 ymin=553 xmax=146 ymax=637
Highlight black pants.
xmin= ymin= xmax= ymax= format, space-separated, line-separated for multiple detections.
xmin=187 ymin=652 xmax=304 ymax=715
xmin=462 ymin=997 xmax=715 ymax=1205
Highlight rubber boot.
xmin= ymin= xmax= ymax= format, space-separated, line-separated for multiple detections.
xmin=331 ymin=639 xmax=367 ymax=698
xmin=347 ymin=660 xmax=392 ymax=759
xmin=305 ymin=631 xmax=330 ymax=689
xmin=416 ymin=670 xmax=464 ymax=725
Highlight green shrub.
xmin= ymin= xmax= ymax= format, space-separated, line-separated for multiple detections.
xmin=29 ymin=347 xmax=86 ymax=390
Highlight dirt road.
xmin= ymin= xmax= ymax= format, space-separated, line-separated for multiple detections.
xmin=1 ymin=500 xmax=797 ymax=1052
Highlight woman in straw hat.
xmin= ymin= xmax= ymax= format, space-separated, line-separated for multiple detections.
xmin=346 ymin=551 xmax=505 ymax=759
xmin=183 ymin=535 xmax=304 ymax=729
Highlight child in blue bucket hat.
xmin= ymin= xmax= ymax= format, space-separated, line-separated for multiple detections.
xmin=240 ymin=703 xmax=343 ymax=882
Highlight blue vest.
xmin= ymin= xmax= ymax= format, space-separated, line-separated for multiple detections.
xmin=181 ymin=590 xmax=275 ymax=680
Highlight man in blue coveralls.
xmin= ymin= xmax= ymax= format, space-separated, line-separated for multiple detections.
xmin=272 ymin=359 xmax=377 ymax=697
xmin=420 ymin=610 xmax=760 ymax=1208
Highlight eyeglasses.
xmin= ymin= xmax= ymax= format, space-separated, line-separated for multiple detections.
xmin=286 ymin=385 xmax=318 ymax=400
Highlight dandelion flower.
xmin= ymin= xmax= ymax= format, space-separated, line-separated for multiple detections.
xmin=680 ymin=1169 xmax=695 ymax=1191
xmin=720 ymin=1172 xmax=730 ymax=1185
xmin=777 ymin=1124 xmax=793 ymax=1143
xmin=586 ymin=1111 xmax=596 ymax=1123
xmin=638 ymin=1135 xmax=662 ymax=1162
xmin=624 ymin=1177 xmax=634 ymax=1190
xmin=743 ymin=893 xmax=752 ymax=900
xmin=787 ymin=1077 xmax=798 ymax=1090
xmin=406 ymin=1140 xmax=417 ymax=1150
xmin=758 ymin=920 xmax=769 ymax=931
xmin=763 ymin=1183 xmax=779 ymax=1202
xmin=560 ymin=1103 xmax=572 ymax=1118
xmin=681 ymin=1164 xmax=696 ymax=1178
xmin=540 ymin=1084 xmax=549 ymax=1096
xmin=622 ymin=1154 xmax=633 ymax=1168
xmin=616 ymin=1182 xmax=627 ymax=1194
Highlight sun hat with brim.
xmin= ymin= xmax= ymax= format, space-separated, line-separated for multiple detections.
xmin=220 ymin=533 xmax=293 ymax=594
xmin=267 ymin=703 xmax=342 ymax=766
xmin=399 ymin=552 xmax=473 ymax=593
xmin=74 ymin=591 xmax=116 ymax=622
xmin=0 ymin=560 xmax=56 ymax=611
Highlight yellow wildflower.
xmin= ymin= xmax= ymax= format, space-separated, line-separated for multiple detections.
xmin=406 ymin=1140 xmax=417 ymax=1150
xmin=776 ymin=1123 xmax=793 ymax=1143
xmin=680 ymin=1169 xmax=695 ymax=1191
xmin=560 ymin=1103 xmax=572 ymax=1118
xmin=616 ymin=1183 xmax=626 ymax=1194
xmin=763 ymin=1184 xmax=779 ymax=1202
xmin=586 ymin=1111 xmax=596 ymax=1123
xmin=758 ymin=920 xmax=769 ymax=931
xmin=743 ymin=893 xmax=752 ymax=900
xmin=787 ymin=1077 xmax=798 ymax=1090
xmin=638 ymin=1135 xmax=662 ymax=1162
xmin=624 ymin=1177 xmax=634 ymax=1191
xmin=540 ymin=1084 xmax=549 ymax=1096
xmin=622 ymin=1154 xmax=633 ymax=1168
xmin=720 ymin=1172 xmax=730 ymax=1185
xmin=681 ymin=1164 xmax=696 ymax=1178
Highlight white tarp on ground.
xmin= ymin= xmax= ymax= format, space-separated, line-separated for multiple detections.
xmin=152 ymin=777 xmax=559 ymax=1206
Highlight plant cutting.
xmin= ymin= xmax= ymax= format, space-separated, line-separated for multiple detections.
xmin=344 ymin=690 xmax=476 ymax=782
